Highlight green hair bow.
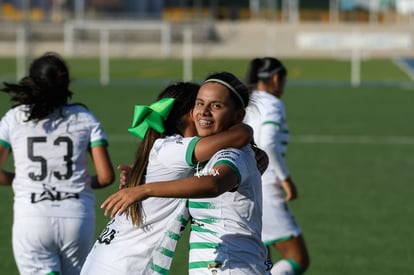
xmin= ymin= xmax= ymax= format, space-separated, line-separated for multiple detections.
xmin=128 ymin=97 xmax=175 ymax=139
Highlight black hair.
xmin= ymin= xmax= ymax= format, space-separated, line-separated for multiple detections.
xmin=245 ymin=58 xmax=263 ymax=89
xmin=126 ymin=81 xmax=200 ymax=226
xmin=245 ymin=57 xmax=287 ymax=88
xmin=157 ymin=81 xmax=200 ymax=136
xmin=257 ymin=57 xmax=287 ymax=82
xmin=1 ymin=52 xmax=73 ymax=121
xmin=203 ymin=71 xmax=249 ymax=110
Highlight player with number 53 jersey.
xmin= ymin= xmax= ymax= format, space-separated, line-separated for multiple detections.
xmin=0 ymin=52 xmax=115 ymax=275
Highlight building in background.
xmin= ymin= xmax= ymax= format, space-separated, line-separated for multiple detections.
xmin=1 ymin=0 xmax=413 ymax=23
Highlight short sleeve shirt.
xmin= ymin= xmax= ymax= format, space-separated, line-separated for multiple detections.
xmin=0 ymin=104 xmax=108 ymax=218
xmin=188 ymin=146 xmax=269 ymax=274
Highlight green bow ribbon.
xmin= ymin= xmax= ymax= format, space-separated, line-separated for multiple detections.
xmin=128 ymin=97 xmax=175 ymax=139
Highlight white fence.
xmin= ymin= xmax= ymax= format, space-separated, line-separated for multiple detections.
xmin=3 ymin=21 xmax=414 ymax=84
xmin=63 ymin=20 xmax=172 ymax=84
xmin=297 ymin=31 xmax=412 ymax=86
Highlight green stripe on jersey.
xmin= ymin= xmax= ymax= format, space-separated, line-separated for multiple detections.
xmin=190 ymin=242 xmax=219 ymax=249
xmin=190 ymin=224 xmax=217 ymax=235
xmin=188 ymin=201 xmax=216 ymax=209
xmin=166 ymin=230 xmax=180 ymax=241
xmin=177 ymin=214 xmax=189 ymax=226
xmin=156 ymin=246 xmax=174 ymax=257
xmin=263 ymin=121 xmax=280 ymax=126
xmin=150 ymin=263 xmax=169 ymax=275
xmin=193 ymin=217 xmax=218 ymax=224
xmin=90 ymin=139 xmax=108 ymax=148
xmin=215 ymin=160 xmax=241 ymax=184
xmin=189 ymin=261 xmax=221 ymax=269
xmin=186 ymin=137 xmax=201 ymax=166
xmin=0 ymin=140 xmax=11 ymax=151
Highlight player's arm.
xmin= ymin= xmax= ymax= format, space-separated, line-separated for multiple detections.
xmin=0 ymin=145 xmax=14 ymax=185
xmin=101 ymin=164 xmax=238 ymax=218
xmin=281 ymin=176 xmax=298 ymax=201
xmin=261 ymin=125 xmax=297 ymax=200
xmin=89 ymin=145 xmax=115 ymax=189
xmin=193 ymin=123 xmax=252 ymax=163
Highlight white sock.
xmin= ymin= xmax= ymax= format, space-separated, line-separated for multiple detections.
xmin=271 ymin=259 xmax=295 ymax=275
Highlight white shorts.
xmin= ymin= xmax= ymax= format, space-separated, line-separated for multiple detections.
xmin=261 ymin=183 xmax=302 ymax=245
xmin=12 ymin=216 xmax=95 ymax=275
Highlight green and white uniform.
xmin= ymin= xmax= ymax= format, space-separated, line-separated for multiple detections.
xmin=244 ymin=90 xmax=301 ymax=245
xmin=188 ymin=146 xmax=270 ymax=274
xmin=81 ymin=134 xmax=200 ymax=275
xmin=0 ymin=104 xmax=108 ymax=275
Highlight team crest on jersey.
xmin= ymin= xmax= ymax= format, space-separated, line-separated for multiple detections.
xmin=97 ymin=225 xmax=117 ymax=245
xmin=31 ymin=184 xmax=79 ymax=203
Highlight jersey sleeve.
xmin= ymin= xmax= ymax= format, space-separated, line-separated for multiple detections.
xmin=209 ymin=148 xmax=250 ymax=186
xmin=261 ymin=100 xmax=284 ymax=127
xmin=85 ymin=111 xmax=109 ymax=148
xmin=0 ymin=109 xmax=13 ymax=151
xmin=157 ymin=136 xmax=201 ymax=168
xmin=260 ymin=124 xmax=289 ymax=180
xmin=258 ymin=101 xmax=290 ymax=180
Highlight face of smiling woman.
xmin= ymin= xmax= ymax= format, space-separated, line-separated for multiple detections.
xmin=192 ymin=82 xmax=244 ymax=137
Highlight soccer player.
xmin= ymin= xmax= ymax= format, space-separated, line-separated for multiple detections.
xmin=80 ymin=81 xmax=254 ymax=274
xmin=102 ymin=72 xmax=272 ymax=274
xmin=244 ymin=57 xmax=310 ymax=275
xmin=0 ymin=52 xmax=115 ymax=274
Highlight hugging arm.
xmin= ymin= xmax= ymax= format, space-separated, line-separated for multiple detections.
xmin=192 ymin=123 xmax=252 ymax=162
xmin=102 ymin=164 xmax=238 ymax=218
xmin=116 ymin=123 xmax=252 ymax=189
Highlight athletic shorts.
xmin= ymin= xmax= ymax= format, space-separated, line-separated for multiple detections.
xmin=12 ymin=216 xmax=95 ymax=275
xmin=261 ymin=183 xmax=302 ymax=245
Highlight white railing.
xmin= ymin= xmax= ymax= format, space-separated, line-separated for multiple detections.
xmin=296 ymin=31 xmax=412 ymax=86
xmin=63 ymin=19 xmax=172 ymax=85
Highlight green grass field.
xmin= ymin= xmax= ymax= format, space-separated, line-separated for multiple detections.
xmin=0 ymin=57 xmax=413 ymax=274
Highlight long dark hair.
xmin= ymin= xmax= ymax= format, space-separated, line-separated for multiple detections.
xmin=1 ymin=52 xmax=73 ymax=121
xmin=126 ymin=81 xmax=200 ymax=226
xmin=245 ymin=58 xmax=263 ymax=91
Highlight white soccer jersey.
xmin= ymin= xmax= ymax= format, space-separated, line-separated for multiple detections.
xmin=0 ymin=104 xmax=108 ymax=219
xmin=244 ymin=90 xmax=290 ymax=190
xmin=188 ymin=146 xmax=270 ymax=275
xmin=81 ymin=134 xmax=200 ymax=275
xmin=244 ymin=91 xmax=301 ymax=244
